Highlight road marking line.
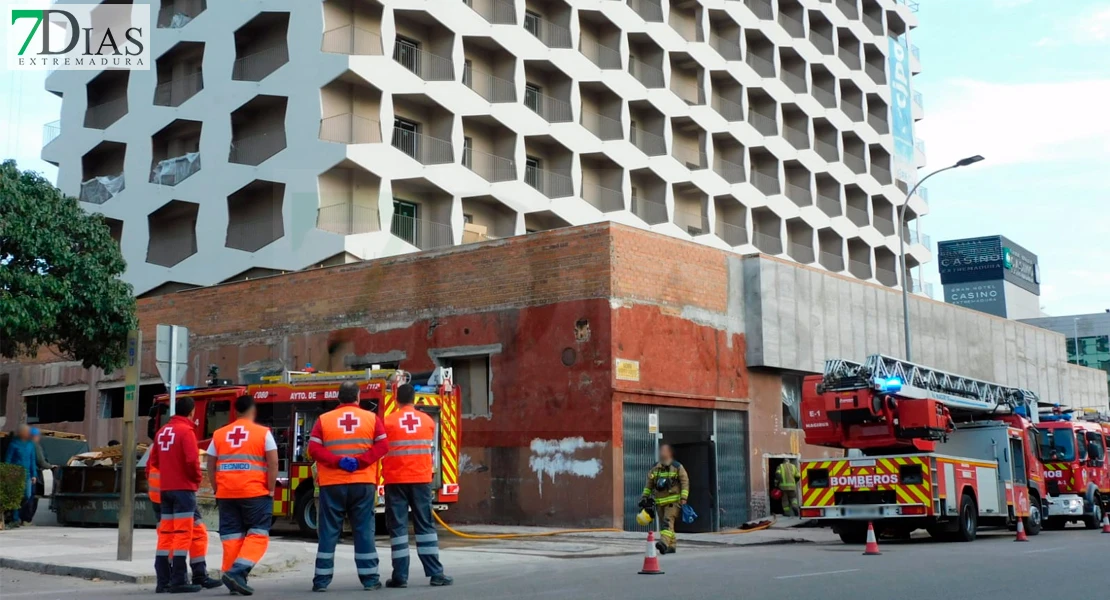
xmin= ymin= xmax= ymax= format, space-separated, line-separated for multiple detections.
xmin=775 ymin=568 xmax=860 ymax=580
xmin=1022 ymin=546 xmax=1065 ymax=554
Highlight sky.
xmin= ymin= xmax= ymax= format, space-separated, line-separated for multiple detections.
xmin=1 ymin=0 xmax=1107 ymax=316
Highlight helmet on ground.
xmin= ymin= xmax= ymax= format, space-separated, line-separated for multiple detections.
xmin=770 ymin=488 xmax=783 ymax=500
xmin=636 ymin=510 xmax=653 ymax=526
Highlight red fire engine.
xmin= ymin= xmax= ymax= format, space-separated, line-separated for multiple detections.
xmin=1036 ymin=410 xmax=1110 ymax=529
xmin=799 ymin=355 xmax=1044 ymax=543
xmin=151 ymin=367 xmax=461 ymax=534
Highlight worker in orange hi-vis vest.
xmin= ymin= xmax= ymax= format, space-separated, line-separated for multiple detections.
xmin=206 ymin=394 xmax=279 ymax=597
xmin=308 ymin=381 xmax=389 ymax=593
xmin=382 ymin=384 xmax=453 ymax=588
xmin=145 ymin=448 xmax=220 ymax=593
xmin=149 ymin=396 xmax=222 ymax=594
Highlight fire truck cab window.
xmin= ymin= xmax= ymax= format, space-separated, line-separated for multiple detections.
xmin=1009 ymin=438 xmax=1026 ymax=485
xmin=1085 ymin=431 xmax=1105 ymax=465
xmin=1037 ymin=428 xmax=1075 ymax=461
xmin=206 ymin=400 xmax=231 ymax=440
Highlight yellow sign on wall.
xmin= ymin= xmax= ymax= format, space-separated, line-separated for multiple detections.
xmin=615 ymin=358 xmax=640 ymax=382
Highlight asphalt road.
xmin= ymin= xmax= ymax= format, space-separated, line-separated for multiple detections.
xmin=2 ymin=527 xmax=1104 ymax=599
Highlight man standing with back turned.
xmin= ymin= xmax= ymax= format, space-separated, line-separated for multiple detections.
xmin=382 ymin=384 xmax=453 ymax=588
xmin=208 ymin=394 xmax=279 ymax=596
xmin=308 ymin=382 xmax=389 ymax=592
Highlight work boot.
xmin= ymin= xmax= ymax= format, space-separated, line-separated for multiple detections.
xmin=363 ymin=582 xmax=383 ymax=591
xmin=195 ymin=576 xmax=223 ymax=590
xmin=155 ymin=585 xmax=167 ymax=594
xmin=167 ymin=583 xmax=202 ymax=594
xmin=222 ymin=573 xmax=254 ymax=596
xmin=655 ymin=541 xmax=667 ymax=555
xmin=311 ymin=585 xmax=327 ymax=593
xmin=385 ymin=579 xmax=407 ymax=589
xmin=430 ymin=575 xmax=454 ymax=587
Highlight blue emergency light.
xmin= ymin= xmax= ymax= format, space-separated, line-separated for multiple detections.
xmin=877 ymin=377 xmax=903 ymax=393
xmin=175 ymin=385 xmax=195 ymax=392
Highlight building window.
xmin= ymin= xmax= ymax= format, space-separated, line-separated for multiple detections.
xmin=463 ymin=213 xmax=474 ymax=224
xmin=524 ymin=83 xmax=541 ymax=113
xmin=448 ymin=355 xmax=492 ymax=417
xmin=525 ymin=156 xmax=541 ymax=189
xmin=524 ymin=11 xmax=541 ymax=37
xmin=393 ymin=35 xmax=420 ymax=75
xmin=24 ymin=389 xmax=86 ymax=424
xmin=781 ymin=374 xmax=802 ymax=429
xmin=392 ymin=117 xmax=420 ymax=159
xmin=391 ymin=199 xmax=419 ymax=246
xmin=462 ymin=59 xmax=473 ymax=87
xmin=462 ymin=136 xmax=473 ymax=169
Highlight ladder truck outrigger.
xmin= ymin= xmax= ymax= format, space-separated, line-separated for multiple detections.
xmin=799 ymin=355 xmax=1047 ymax=543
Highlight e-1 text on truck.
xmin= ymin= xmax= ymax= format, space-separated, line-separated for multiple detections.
xmin=1036 ymin=412 xmax=1110 ymax=529
xmin=799 ymin=355 xmax=1044 ymax=543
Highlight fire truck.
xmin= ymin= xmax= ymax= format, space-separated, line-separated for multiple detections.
xmin=151 ymin=366 xmax=461 ymax=535
xmin=1036 ymin=410 xmax=1110 ymax=529
xmin=799 ymin=355 xmax=1045 ymax=543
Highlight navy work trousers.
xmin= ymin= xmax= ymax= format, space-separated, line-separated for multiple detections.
xmin=385 ymin=483 xmax=444 ymax=583
xmin=313 ymin=484 xmax=378 ymax=590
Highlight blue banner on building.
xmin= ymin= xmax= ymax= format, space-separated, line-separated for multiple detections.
xmin=888 ymin=35 xmax=916 ymax=185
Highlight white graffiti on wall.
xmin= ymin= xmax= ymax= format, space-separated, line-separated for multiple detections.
xmin=528 ymin=437 xmax=605 ymax=496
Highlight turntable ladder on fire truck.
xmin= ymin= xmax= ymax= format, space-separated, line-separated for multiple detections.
xmin=818 ymin=354 xmax=1040 ymax=417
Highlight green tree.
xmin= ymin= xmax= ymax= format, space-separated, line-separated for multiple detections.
xmin=0 ymin=160 xmax=136 ymax=371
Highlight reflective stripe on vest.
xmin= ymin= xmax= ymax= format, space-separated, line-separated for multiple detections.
xmin=315 ymin=406 xmax=379 ymax=486
xmin=148 ymin=466 xmax=161 ymax=503
xmin=382 ymin=407 xmax=435 ymax=485
xmin=213 ymin=419 xmax=271 ymax=499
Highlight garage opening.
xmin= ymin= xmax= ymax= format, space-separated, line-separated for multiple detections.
xmin=658 ymin=407 xmax=716 ymax=533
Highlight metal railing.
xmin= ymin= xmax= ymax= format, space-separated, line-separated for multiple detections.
xmin=79 ymin=173 xmax=124 ymax=204
xmin=581 ymin=37 xmax=621 ymax=69
xmin=464 ymin=148 xmax=516 ymax=182
xmin=752 ymin=231 xmax=783 ymax=254
xmin=911 ymin=44 xmax=921 ymax=61
xmin=873 ymin=215 xmax=895 ymax=236
xmin=581 ymin=111 xmax=622 ymax=140
xmin=912 ymin=90 xmax=924 ymax=109
xmin=84 ymin=97 xmax=127 ymax=129
xmin=391 ymin=127 xmax=454 ymax=165
xmin=810 ymin=31 xmax=834 ymax=55
xmin=876 ymin=267 xmax=898 ymax=287
xmin=393 ymin=42 xmax=454 ymax=82
xmin=43 ymin=121 xmax=61 ymax=147
xmin=631 ymin=196 xmax=668 ymax=224
xmin=814 ymin=138 xmax=838 ymax=162
xmin=232 ymin=44 xmax=289 ymax=81
xmin=464 ymin=67 xmax=516 ymax=103
xmin=581 ymin=182 xmax=624 ymax=212
xmin=225 ymin=213 xmax=284 ymax=251
xmin=849 ymin=259 xmax=873 ymax=280
xmin=674 ymin=209 xmax=708 ymax=235
xmin=783 ymin=123 xmax=809 ymax=149
xmin=819 ymin=251 xmax=845 ymax=272
xmin=316 ymin=203 xmax=380 ymax=235
xmin=812 ymin=86 xmax=836 ymax=109
xmin=157 ymin=0 xmax=204 ymax=28
xmin=715 ymin=158 xmax=746 ymax=183
xmin=788 ymin=242 xmax=816 ymax=264
xmin=229 ymin=131 xmax=286 ymax=166
xmin=709 ymin=33 xmax=742 ymax=61
xmin=319 ymin=114 xmax=381 ymax=144
xmin=841 ymin=100 xmax=865 ymax=121
xmin=146 ymin=234 xmax=196 ymax=268
xmin=778 ymin=13 xmax=805 ymax=37
xmin=917 ymin=186 xmax=929 ymax=201
xmin=816 ymin=193 xmax=841 ymax=217
xmin=153 ymin=72 xmax=203 ymax=107
xmin=464 ymin=0 xmax=516 ymax=24
xmin=845 ymin=205 xmax=869 ymax=227
xmin=629 ymin=58 xmax=664 ymax=88
xmin=628 ymin=0 xmax=664 ymax=22
xmin=713 ymin=96 xmax=744 ymax=122
xmin=672 ymin=144 xmax=706 ymax=170
xmin=716 ymin=221 xmax=748 ymax=246
xmin=747 ymin=109 xmax=778 ymax=136
xmin=843 ymin=153 xmax=867 ymax=174
xmin=149 ymin=153 xmax=201 ymax=185
xmin=745 ymin=0 xmax=774 ymax=20
xmin=391 ymin=214 xmax=453 ymax=251
xmin=906 ymin=228 xmax=932 ymax=248
xmin=836 ymin=0 xmax=859 ymax=19
xmin=838 ymin=48 xmax=862 ymax=70
xmin=321 ymin=25 xmax=383 ymax=55
xmin=781 ymin=69 xmax=807 ymax=93
xmin=785 ymin=182 xmax=813 ymax=206
xmin=745 ymin=52 xmax=776 ymax=77
xmin=868 ymin=113 xmax=889 ymax=134
xmin=524 ymin=166 xmax=574 ymax=199
xmin=630 ymin=127 xmax=666 ymax=156
xmin=865 ymin=63 xmax=887 ymax=85
xmin=528 ymin=17 xmax=572 ymax=49
xmin=525 ymin=91 xmax=573 ymax=123
xmin=750 ymin=170 xmax=780 ymax=195
xmin=863 ymin=13 xmax=884 ymax=35
xmin=871 ymin=164 xmax=892 ymax=185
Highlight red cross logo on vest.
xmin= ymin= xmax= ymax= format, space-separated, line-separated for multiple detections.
xmin=400 ymin=411 xmax=422 ymax=434
xmin=338 ymin=412 xmax=360 ymax=434
xmin=157 ymin=427 xmax=176 ymax=452
xmin=226 ymin=426 xmax=249 ymax=448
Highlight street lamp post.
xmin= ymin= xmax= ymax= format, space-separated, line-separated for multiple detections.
xmin=899 ymin=155 xmax=984 ymax=361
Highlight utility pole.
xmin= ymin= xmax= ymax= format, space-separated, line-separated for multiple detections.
xmin=118 ymin=329 xmax=142 ymax=561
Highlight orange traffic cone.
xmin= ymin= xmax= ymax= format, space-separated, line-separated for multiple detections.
xmin=638 ymin=530 xmax=665 ymax=575
xmin=1014 ymin=517 xmax=1029 ymax=542
xmin=1101 ymin=513 xmax=1110 ymax=534
xmin=862 ymin=522 xmax=881 ymax=555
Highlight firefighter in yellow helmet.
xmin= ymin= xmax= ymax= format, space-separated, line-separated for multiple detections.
xmin=639 ymin=444 xmax=689 ymax=554
xmin=775 ymin=460 xmax=801 ymax=516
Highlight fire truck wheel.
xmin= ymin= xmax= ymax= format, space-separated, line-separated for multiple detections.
xmin=295 ymin=486 xmax=318 ymax=537
xmin=954 ymin=493 xmax=977 ymax=542
xmin=1083 ymin=496 xmax=1102 ymax=530
xmin=836 ymin=523 xmax=868 ymax=544
xmin=1022 ymin=496 xmax=1042 ymax=536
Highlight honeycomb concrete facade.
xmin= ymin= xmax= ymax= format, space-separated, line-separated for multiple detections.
xmin=42 ymin=0 xmax=932 ymax=297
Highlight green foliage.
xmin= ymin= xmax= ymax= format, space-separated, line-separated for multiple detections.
xmin=0 ymin=464 xmax=26 ymax=512
xmin=0 ymin=159 xmax=137 ymax=371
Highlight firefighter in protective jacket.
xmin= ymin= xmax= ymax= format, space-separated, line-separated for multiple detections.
xmin=639 ymin=444 xmax=689 ymax=554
